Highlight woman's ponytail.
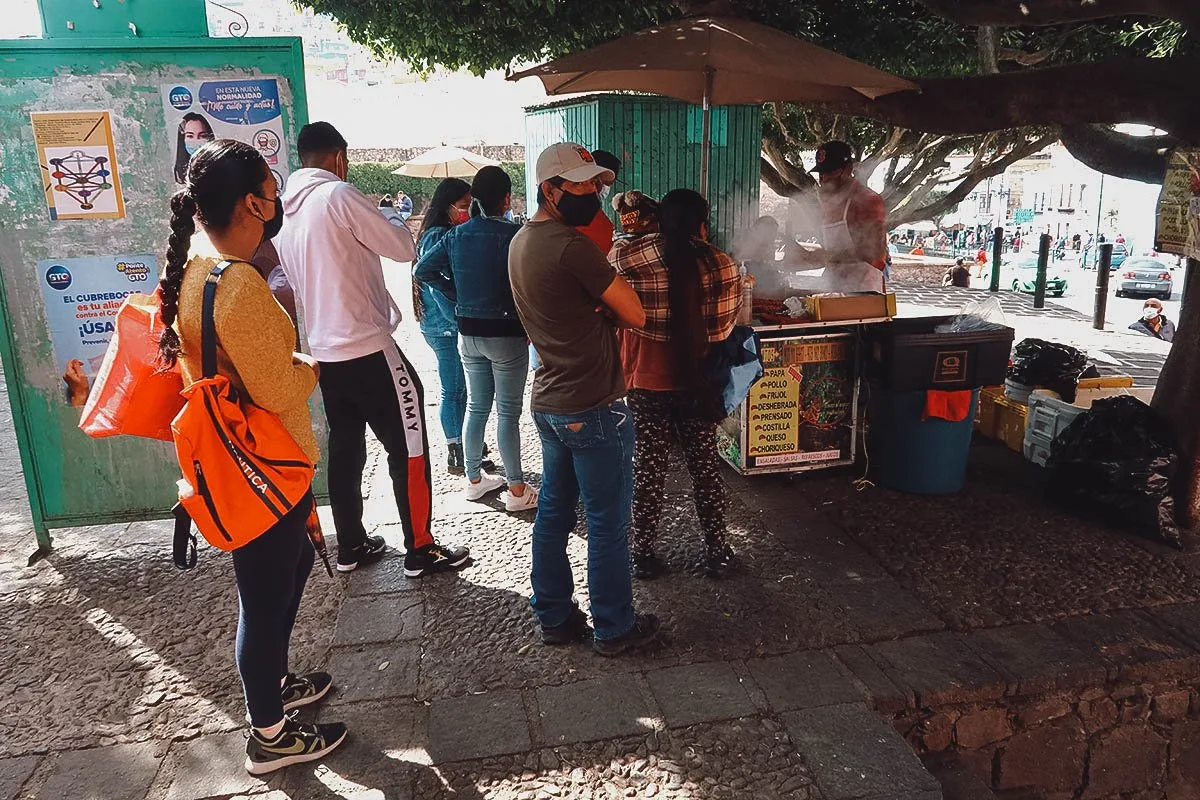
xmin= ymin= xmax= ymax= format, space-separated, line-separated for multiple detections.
xmin=158 ymin=189 xmax=196 ymax=367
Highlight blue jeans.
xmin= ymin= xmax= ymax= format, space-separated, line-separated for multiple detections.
xmin=422 ymin=331 xmax=467 ymax=444
xmin=530 ymin=401 xmax=636 ymax=640
xmin=459 ymin=335 xmax=529 ymax=483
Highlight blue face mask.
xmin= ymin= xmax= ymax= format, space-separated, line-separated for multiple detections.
xmin=184 ymin=140 xmax=203 ymax=157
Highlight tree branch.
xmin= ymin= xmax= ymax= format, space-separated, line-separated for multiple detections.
xmin=820 ymin=57 xmax=1200 ymax=141
xmin=889 ymin=132 xmax=1058 ymax=226
xmin=760 ymin=156 xmax=795 ymax=197
xmin=977 ymin=25 xmax=1001 ymax=74
xmin=1060 ymin=124 xmax=1177 ymax=183
xmin=921 ymin=0 xmax=1200 ymax=29
xmin=761 ymin=136 xmax=816 ymax=193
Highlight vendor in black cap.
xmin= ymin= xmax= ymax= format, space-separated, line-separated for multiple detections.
xmin=810 ymin=140 xmax=889 ymax=292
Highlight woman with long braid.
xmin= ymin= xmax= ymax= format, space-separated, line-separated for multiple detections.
xmin=160 ymin=139 xmax=347 ymax=774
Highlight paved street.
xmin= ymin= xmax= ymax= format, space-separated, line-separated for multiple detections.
xmin=0 ymin=269 xmax=1195 ymax=799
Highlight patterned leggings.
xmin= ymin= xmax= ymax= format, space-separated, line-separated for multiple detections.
xmin=627 ymin=389 xmax=728 ymax=557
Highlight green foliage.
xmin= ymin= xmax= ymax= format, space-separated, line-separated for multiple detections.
xmin=346 ymin=161 xmax=526 ymax=210
xmin=297 ymin=0 xmax=1195 ymax=80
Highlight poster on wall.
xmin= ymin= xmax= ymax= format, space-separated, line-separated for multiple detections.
xmin=1154 ymin=149 xmax=1200 ymax=260
xmin=37 ymin=254 xmax=157 ymax=406
xmin=161 ymin=78 xmax=289 ymax=189
xmin=30 ymin=111 xmax=126 ymax=221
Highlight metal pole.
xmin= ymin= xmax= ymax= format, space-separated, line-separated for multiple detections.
xmin=1034 ymin=232 xmax=1051 ymax=309
xmin=989 ymin=227 xmax=1003 ymax=292
xmin=1093 ymin=243 xmax=1114 ymax=330
xmin=699 ymin=68 xmax=713 ymax=197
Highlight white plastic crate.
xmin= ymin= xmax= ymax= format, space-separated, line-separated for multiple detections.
xmin=1023 ymin=387 xmax=1156 ymax=466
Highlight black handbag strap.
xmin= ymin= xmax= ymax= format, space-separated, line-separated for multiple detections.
xmin=200 ymin=261 xmax=232 ymax=379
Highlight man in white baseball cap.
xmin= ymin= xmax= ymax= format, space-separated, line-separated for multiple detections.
xmin=508 ymin=142 xmax=661 ymax=657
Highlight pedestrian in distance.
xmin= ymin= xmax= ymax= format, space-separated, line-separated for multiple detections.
xmin=414 ymin=165 xmax=537 ymax=513
xmin=943 ymin=257 xmax=971 ymax=288
xmin=1129 ymin=298 xmax=1176 ymax=343
xmin=611 ymin=188 xmax=742 ymax=580
xmin=509 ymin=141 xmax=662 ymax=656
xmin=158 ymin=138 xmax=346 ymax=774
xmin=413 ymin=178 xmax=472 ymax=474
xmin=274 ymin=121 xmax=470 ymax=578
xmin=377 ymin=194 xmax=409 ymax=230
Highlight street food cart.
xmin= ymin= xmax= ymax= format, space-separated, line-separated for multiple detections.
xmin=716 ymin=261 xmax=896 ymax=475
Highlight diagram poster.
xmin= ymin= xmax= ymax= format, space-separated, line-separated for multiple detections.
xmin=30 ymin=111 xmax=126 ymax=221
xmin=1155 ymin=149 xmax=1200 ymax=260
xmin=37 ymin=254 xmax=156 ymax=406
xmin=162 ymin=78 xmax=289 ymax=190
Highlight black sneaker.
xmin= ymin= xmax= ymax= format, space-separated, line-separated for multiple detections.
xmin=481 ymin=443 xmax=496 ymax=473
xmin=541 ymin=607 xmax=592 ymax=645
xmin=403 ymin=542 xmax=470 ymax=577
xmin=244 ymin=717 xmax=348 ymax=775
xmin=593 ymin=613 xmax=662 ymax=657
xmin=447 ymin=443 xmax=465 ymax=476
xmin=336 ymin=535 xmax=387 ymax=573
xmin=282 ymin=671 xmax=333 ymax=712
xmin=632 ymin=552 xmax=668 ymax=581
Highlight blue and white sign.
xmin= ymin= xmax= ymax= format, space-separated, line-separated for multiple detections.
xmin=38 ymin=254 xmax=157 ymax=405
xmin=161 ymin=77 xmax=290 ymax=189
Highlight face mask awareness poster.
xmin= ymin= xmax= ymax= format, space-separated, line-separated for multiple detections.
xmin=161 ymin=78 xmax=290 ymax=190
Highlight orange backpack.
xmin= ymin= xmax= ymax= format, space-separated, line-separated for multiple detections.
xmin=171 ymin=261 xmax=314 ymax=555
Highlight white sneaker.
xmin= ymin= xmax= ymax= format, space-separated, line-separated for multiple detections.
xmin=503 ymin=486 xmax=539 ymax=513
xmin=465 ymin=473 xmax=507 ymax=501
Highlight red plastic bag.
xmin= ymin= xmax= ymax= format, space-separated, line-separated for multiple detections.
xmin=79 ymin=293 xmax=184 ymax=441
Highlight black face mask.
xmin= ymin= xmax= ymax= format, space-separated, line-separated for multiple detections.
xmin=556 ymin=189 xmax=601 ymax=227
xmin=257 ymin=195 xmax=284 ymax=241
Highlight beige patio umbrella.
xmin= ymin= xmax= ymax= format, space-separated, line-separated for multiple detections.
xmin=393 ymin=145 xmax=500 ymax=178
xmin=509 ymin=16 xmax=918 ymax=194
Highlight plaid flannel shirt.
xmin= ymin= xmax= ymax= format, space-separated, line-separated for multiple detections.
xmin=609 ymin=234 xmax=741 ymax=343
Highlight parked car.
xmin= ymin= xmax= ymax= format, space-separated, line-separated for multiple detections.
xmin=1007 ymin=256 xmax=1068 ymax=297
xmin=1083 ymin=241 xmax=1129 ymax=269
xmin=1115 ymin=257 xmax=1173 ymax=300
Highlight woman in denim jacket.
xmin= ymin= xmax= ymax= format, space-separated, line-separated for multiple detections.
xmin=414 ymin=167 xmax=536 ymax=513
xmin=413 ymin=179 xmax=472 ymax=474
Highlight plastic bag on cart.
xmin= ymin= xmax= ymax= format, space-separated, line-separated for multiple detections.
xmin=936 ymin=296 xmax=1006 ymax=333
xmin=1046 ymin=395 xmax=1182 ymax=548
xmin=705 ymin=325 xmax=763 ymax=417
xmin=1007 ymin=338 xmax=1088 ymax=402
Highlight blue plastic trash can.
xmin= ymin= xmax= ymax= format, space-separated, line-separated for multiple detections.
xmin=867 ymin=384 xmax=980 ymax=494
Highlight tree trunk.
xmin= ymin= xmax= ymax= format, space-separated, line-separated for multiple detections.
xmin=1152 ymin=260 xmax=1200 ymax=526
xmin=819 ymin=57 xmax=1200 ymax=141
xmin=1061 ymin=125 xmax=1175 ymax=184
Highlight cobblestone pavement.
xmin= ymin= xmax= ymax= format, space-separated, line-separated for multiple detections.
xmin=0 ymin=271 xmax=1197 ymax=799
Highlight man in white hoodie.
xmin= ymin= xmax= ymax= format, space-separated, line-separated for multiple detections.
xmin=275 ymin=121 xmax=469 ymax=578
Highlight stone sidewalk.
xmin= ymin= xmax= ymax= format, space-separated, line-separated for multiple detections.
xmin=2 ymin=275 xmax=1197 ymax=800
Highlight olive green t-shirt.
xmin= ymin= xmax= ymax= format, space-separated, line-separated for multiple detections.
xmin=509 ymin=220 xmax=625 ymax=414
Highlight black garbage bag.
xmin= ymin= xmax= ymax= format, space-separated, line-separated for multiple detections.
xmin=1007 ymin=338 xmax=1089 ymax=402
xmin=1046 ymin=395 xmax=1182 ymax=548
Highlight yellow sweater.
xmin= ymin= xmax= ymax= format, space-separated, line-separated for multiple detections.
xmin=175 ymin=255 xmax=319 ymax=463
